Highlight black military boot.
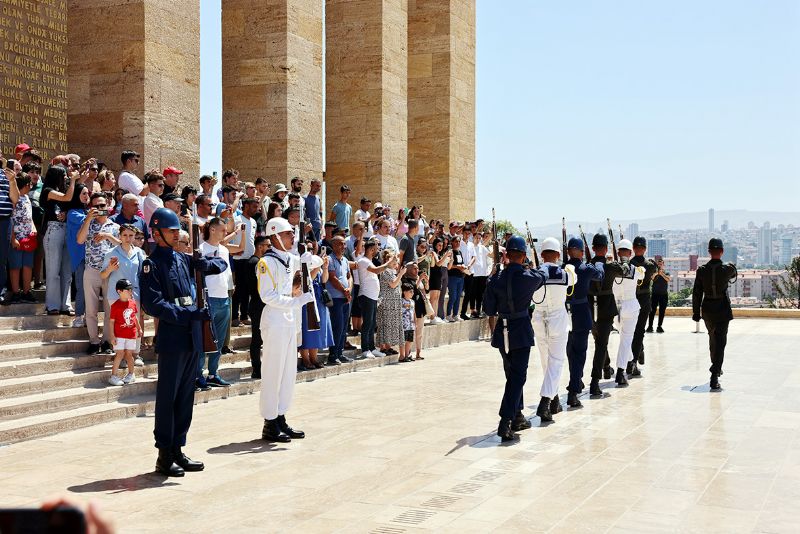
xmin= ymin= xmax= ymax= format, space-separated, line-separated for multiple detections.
xmin=603 ymin=365 xmax=614 ymax=380
xmin=626 ymin=361 xmax=634 ymax=375
xmin=262 ymin=418 xmax=291 ymax=443
xmin=615 ymin=368 xmax=628 ymax=387
xmin=550 ymin=394 xmax=563 ymax=414
xmin=155 ymin=448 xmax=185 ymax=477
xmin=536 ymin=397 xmax=553 ymax=422
xmin=511 ymin=412 xmax=531 ymax=431
xmin=710 ymin=374 xmax=721 ymax=391
xmin=567 ymin=392 xmax=582 ymax=408
xmin=277 ymin=415 xmax=305 ymax=439
xmin=172 ymin=447 xmax=204 ymax=472
xmin=638 ymin=349 xmax=645 ymax=365
xmin=497 ymin=419 xmax=518 ymax=442
xmin=630 ymin=360 xmax=642 ymax=377
xmin=589 ymin=379 xmax=603 ymax=397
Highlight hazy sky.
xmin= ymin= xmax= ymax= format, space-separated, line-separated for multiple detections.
xmin=200 ymin=1 xmax=800 ymax=227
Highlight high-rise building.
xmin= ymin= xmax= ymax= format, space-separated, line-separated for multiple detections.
xmin=780 ymin=237 xmax=793 ymax=266
xmin=722 ymin=246 xmax=738 ymax=264
xmin=721 ymin=220 xmax=729 ymax=233
xmin=648 ymin=234 xmax=670 ymax=258
xmin=626 ymin=223 xmax=639 ymax=238
xmin=758 ymin=222 xmax=773 ymax=265
xmin=708 ymin=208 xmax=715 ymax=232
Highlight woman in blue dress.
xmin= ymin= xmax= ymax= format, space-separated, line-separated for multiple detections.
xmin=300 ymin=242 xmax=334 ymax=370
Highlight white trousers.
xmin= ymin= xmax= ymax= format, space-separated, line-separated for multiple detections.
xmin=533 ymin=309 xmax=570 ymax=399
xmin=259 ymin=323 xmax=298 ymax=421
xmin=616 ymin=299 xmax=640 ymax=369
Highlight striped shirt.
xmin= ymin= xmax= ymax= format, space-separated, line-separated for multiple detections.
xmin=0 ymin=173 xmax=13 ymax=218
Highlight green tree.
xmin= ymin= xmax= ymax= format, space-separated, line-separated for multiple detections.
xmin=668 ymin=287 xmax=693 ymax=307
xmin=493 ymin=220 xmax=519 ymax=237
xmin=772 ymin=256 xmax=800 ymax=309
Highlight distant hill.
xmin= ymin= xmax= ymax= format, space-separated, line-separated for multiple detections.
xmin=525 ymin=210 xmax=800 ymax=236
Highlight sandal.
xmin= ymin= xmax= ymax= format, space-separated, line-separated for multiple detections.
xmin=415 ymin=355 xmax=425 ymax=360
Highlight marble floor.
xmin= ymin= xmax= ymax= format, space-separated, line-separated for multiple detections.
xmin=1 ymin=317 xmax=798 ymax=533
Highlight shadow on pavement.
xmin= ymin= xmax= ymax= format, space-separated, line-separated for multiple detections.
xmin=206 ymin=439 xmax=288 ymax=455
xmin=68 ymin=473 xmax=177 ymax=494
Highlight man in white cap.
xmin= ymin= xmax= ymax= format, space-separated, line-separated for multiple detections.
xmin=257 ymin=217 xmax=316 ymax=442
xmin=611 ymin=239 xmax=646 ymax=387
xmin=531 ymin=237 xmax=577 ymax=422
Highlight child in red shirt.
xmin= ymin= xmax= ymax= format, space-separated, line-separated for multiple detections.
xmin=108 ymin=279 xmax=143 ymax=386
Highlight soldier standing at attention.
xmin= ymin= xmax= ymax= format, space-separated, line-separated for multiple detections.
xmin=564 ymin=238 xmax=604 ymax=408
xmin=692 ymin=238 xmax=736 ymax=391
xmin=629 ymin=236 xmax=658 ymax=377
xmin=587 ymin=234 xmax=629 ymax=396
xmin=140 ymin=208 xmax=228 ymax=477
xmin=483 ymin=236 xmax=547 ymax=442
xmin=531 ymin=238 xmax=576 ymax=423
xmin=257 ymin=217 xmax=316 ymax=442
xmin=611 ymin=240 xmax=645 ymax=387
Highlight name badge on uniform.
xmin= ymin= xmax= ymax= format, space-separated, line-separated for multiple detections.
xmin=143 ymin=264 xmax=150 ymax=274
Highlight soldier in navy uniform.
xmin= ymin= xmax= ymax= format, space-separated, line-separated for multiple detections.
xmin=140 ymin=208 xmax=228 ymax=477
xmin=564 ymin=237 xmax=604 ymax=408
xmin=629 ymin=236 xmax=657 ymax=377
xmin=692 ymin=238 xmax=736 ymax=390
xmin=483 ymin=236 xmax=547 ymax=442
xmin=587 ymin=234 xmax=629 ymax=396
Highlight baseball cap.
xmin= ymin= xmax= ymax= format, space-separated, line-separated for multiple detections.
xmin=162 ymin=192 xmax=183 ymax=203
xmin=163 ymin=166 xmax=183 ymax=176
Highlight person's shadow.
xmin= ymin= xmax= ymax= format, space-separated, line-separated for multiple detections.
xmin=68 ymin=473 xmax=178 ymax=494
xmin=681 ymin=384 xmax=721 ymax=393
xmin=206 ymin=439 xmax=287 ymax=455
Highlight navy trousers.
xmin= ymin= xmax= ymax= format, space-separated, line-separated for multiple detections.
xmin=154 ymin=351 xmax=199 ymax=449
xmin=566 ymin=329 xmax=590 ymax=393
xmin=591 ymin=318 xmax=613 ymax=380
xmin=704 ymin=319 xmax=729 ymax=375
xmin=499 ymin=347 xmax=530 ymax=420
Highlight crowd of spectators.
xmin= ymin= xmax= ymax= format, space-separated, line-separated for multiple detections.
xmin=0 ymin=144 xmax=493 ymax=388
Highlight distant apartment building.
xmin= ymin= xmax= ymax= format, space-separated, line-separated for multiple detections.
xmin=626 ymin=223 xmax=639 ymax=238
xmin=721 ymin=220 xmax=729 ymax=233
xmin=722 ymin=246 xmax=739 ymax=265
xmin=669 ymin=269 xmax=788 ymax=302
xmin=649 ymin=237 xmax=670 ymax=258
xmin=758 ymin=222 xmax=773 ymax=265
xmin=779 ymin=236 xmax=794 ymax=266
xmin=708 ymin=208 xmax=715 ymax=232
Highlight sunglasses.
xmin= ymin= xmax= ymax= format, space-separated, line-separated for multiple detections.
xmin=178 ymin=240 xmax=190 ymax=245
xmin=89 ymin=167 xmax=99 ymax=172
xmin=93 ymin=203 xmax=107 ymax=208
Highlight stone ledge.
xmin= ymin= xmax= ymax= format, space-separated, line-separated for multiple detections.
xmin=665 ymin=307 xmax=800 ymax=319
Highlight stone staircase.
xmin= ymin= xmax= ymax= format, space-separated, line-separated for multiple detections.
xmin=0 ymin=292 xmax=489 ymax=445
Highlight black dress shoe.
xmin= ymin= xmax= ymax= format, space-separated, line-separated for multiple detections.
xmin=630 ymin=361 xmax=642 ymax=377
xmin=615 ymin=368 xmax=629 ymax=387
xmin=277 ymin=415 xmax=305 ymax=439
xmin=656 ymin=326 xmax=664 ymax=333
xmin=645 ymin=326 xmax=654 ymax=333
xmin=589 ymin=380 xmax=603 ymax=397
xmin=511 ymin=412 xmax=531 ymax=431
xmin=626 ymin=361 xmax=634 ymax=375
xmin=155 ymin=448 xmax=185 ymax=477
xmin=637 ymin=350 xmax=645 ymax=365
xmin=497 ymin=418 xmax=519 ymax=442
xmin=262 ymin=419 xmax=291 ymax=442
xmin=550 ymin=394 xmax=563 ymax=414
xmin=536 ymin=397 xmax=553 ymax=422
xmin=173 ymin=447 xmax=204 ymax=471
xmin=603 ymin=365 xmax=614 ymax=380
xmin=567 ymin=392 xmax=582 ymax=408
xmin=710 ymin=374 xmax=721 ymax=391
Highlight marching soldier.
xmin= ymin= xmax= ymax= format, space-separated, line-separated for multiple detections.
xmin=531 ymin=238 xmax=576 ymax=422
xmin=588 ymin=234 xmax=629 ymax=396
xmin=564 ymin=238 xmax=604 ymax=407
xmin=692 ymin=238 xmax=736 ymax=390
xmin=611 ymin=239 xmax=645 ymax=387
xmin=629 ymin=236 xmax=658 ymax=376
xmin=483 ymin=236 xmax=547 ymax=442
xmin=257 ymin=217 xmax=316 ymax=442
xmin=140 ymin=208 xmax=228 ymax=477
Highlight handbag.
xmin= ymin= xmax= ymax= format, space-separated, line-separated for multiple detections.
xmin=320 ymin=284 xmax=334 ymax=308
xmin=422 ymin=291 xmax=435 ymax=317
xmin=18 ymin=233 xmax=37 ymax=252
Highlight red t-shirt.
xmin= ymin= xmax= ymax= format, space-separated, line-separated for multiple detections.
xmin=110 ymin=299 xmax=138 ymax=339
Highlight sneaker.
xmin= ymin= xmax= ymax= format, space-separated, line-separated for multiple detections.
xmin=361 ymin=350 xmax=375 ymax=359
xmin=338 ymin=355 xmax=352 ymax=363
xmin=241 ymin=318 xmax=251 ymax=326
xmin=108 ymin=375 xmax=124 ymax=386
xmin=72 ymin=315 xmax=86 ymax=328
xmin=20 ymin=292 xmax=36 ymax=303
xmin=326 ymin=357 xmax=341 ymax=366
xmin=432 ymin=317 xmax=445 ymax=325
xmin=207 ymin=375 xmax=231 ymax=387
xmin=459 ymin=314 xmax=470 ymax=321
xmin=59 ymin=308 xmax=75 ymax=316
xmin=86 ymin=343 xmax=101 ymax=355
xmin=134 ymin=356 xmax=144 ymax=367
xmin=195 ymin=377 xmax=211 ymax=391
xmin=231 ymin=319 xmax=241 ymax=327
xmin=221 ymin=346 xmax=235 ymax=354
xmin=456 ymin=316 xmax=465 ymax=322
xmin=122 ymin=373 xmax=135 ymax=384
xmin=100 ymin=341 xmax=114 ymax=354
xmin=372 ymin=349 xmax=386 ymax=357
xmin=10 ymin=292 xmax=22 ymax=304
xmin=656 ymin=326 xmax=664 ymax=333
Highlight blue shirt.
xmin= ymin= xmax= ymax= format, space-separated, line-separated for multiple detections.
xmin=330 ymin=201 xmax=351 ymax=232
xmin=112 ymin=212 xmax=150 ymax=241
xmin=103 ymin=245 xmax=147 ymax=304
xmin=305 ymin=193 xmax=321 ymax=228
xmin=327 ymin=253 xmax=351 ymax=298
xmin=66 ymin=209 xmax=87 ymax=272
xmin=484 ymin=263 xmax=547 ymax=351
xmin=565 ymin=257 xmax=604 ymax=331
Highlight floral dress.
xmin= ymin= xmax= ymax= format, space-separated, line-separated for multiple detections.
xmin=377 ymin=268 xmax=403 ymax=345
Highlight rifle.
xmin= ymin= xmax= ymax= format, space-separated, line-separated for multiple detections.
xmin=578 ymin=224 xmax=592 ymax=261
xmin=619 ymin=224 xmax=624 ymax=240
xmin=297 ymin=243 xmax=320 ymax=331
xmin=562 ymin=217 xmax=568 ymax=262
xmin=525 ymin=221 xmax=540 ymax=268
xmin=191 ymin=224 xmax=219 ymax=353
xmin=607 ymin=218 xmax=620 ymax=262
xmin=491 ymin=208 xmax=501 ymax=272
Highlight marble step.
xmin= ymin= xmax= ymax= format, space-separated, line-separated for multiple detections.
xmin=0 ymin=323 xmax=252 ymax=345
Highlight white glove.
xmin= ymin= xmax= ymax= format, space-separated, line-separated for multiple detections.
xmin=300 ymin=251 xmax=313 ymax=263
xmin=636 ymin=265 xmax=645 ymax=277
xmin=299 ymin=292 xmax=315 ymax=305
xmin=564 ymin=263 xmax=577 ymax=285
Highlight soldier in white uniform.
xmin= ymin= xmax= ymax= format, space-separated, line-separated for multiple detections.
xmin=531 ymin=238 xmax=577 ymax=422
xmin=257 ymin=217 xmax=315 ymax=442
xmin=611 ymin=239 xmax=645 ymax=387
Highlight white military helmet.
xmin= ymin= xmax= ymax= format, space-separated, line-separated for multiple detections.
xmin=618 ymin=238 xmax=633 ymax=250
xmin=541 ymin=237 xmax=561 ymax=252
xmin=265 ymin=217 xmax=293 ymax=236
xmin=300 ymin=251 xmax=324 ymax=269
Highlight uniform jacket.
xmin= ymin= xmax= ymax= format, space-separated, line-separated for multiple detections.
xmin=631 ymin=255 xmax=658 ymax=304
xmin=565 ymin=257 xmax=604 ymax=331
xmin=484 ymin=263 xmax=547 ymax=351
xmin=256 ymin=248 xmax=313 ymax=329
xmin=613 ymin=260 xmax=645 ymax=316
xmin=140 ymin=245 xmax=228 ymax=354
xmin=692 ymin=259 xmax=736 ymax=322
xmin=588 ymin=256 xmax=629 ymax=321
xmin=532 ymin=263 xmax=577 ymax=315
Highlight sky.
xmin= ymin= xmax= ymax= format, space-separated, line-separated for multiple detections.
xmin=200 ymin=0 xmax=800 ymax=228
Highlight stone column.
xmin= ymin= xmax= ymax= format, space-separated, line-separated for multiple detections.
xmin=407 ymin=0 xmax=475 ymax=222
xmin=325 ymin=0 xmax=408 ymax=211
xmin=68 ymin=0 xmax=200 ymax=176
xmin=222 ymin=0 xmax=323 ymax=184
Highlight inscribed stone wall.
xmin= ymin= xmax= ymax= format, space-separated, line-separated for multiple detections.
xmin=0 ymin=0 xmax=69 ymax=161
